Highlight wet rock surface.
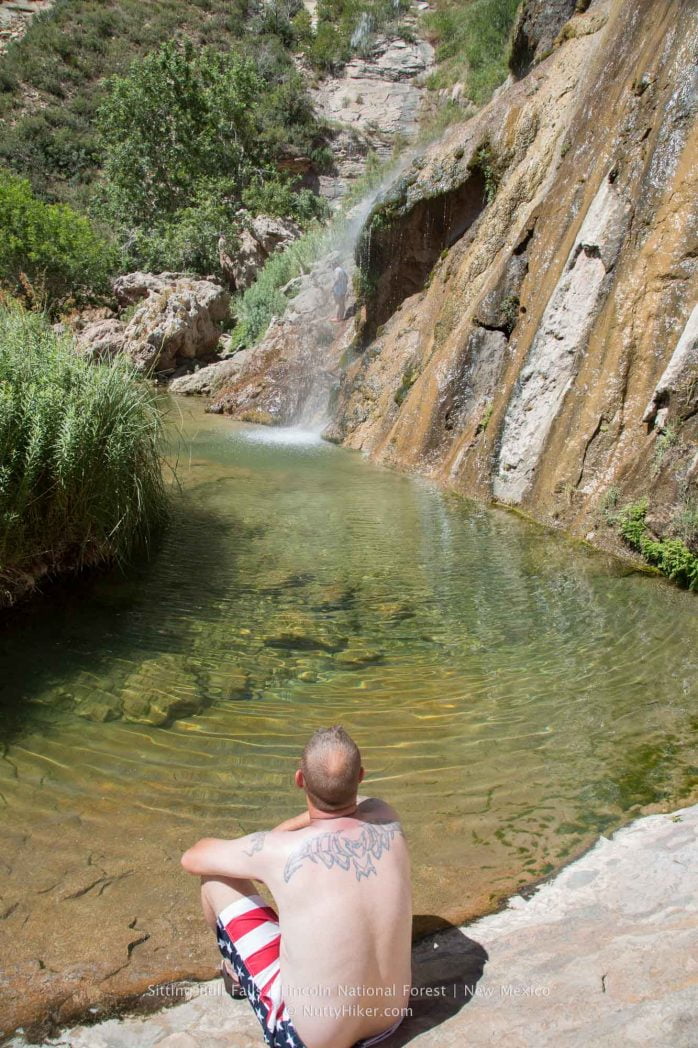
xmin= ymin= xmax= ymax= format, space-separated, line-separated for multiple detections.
xmin=333 ymin=0 xmax=698 ymax=562
xmin=209 ymin=252 xmax=356 ymax=425
xmin=18 ymin=804 xmax=698 ymax=1048
xmin=509 ymin=0 xmax=579 ymax=78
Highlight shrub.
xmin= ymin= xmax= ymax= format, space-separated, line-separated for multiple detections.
xmin=93 ymin=40 xmax=328 ymax=272
xmin=97 ymin=43 xmax=265 ymax=227
xmin=0 ymin=303 xmax=167 ymax=605
xmin=0 ymin=0 xmax=252 ymax=200
xmin=0 ymin=169 xmax=115 ymax=311
xmin=425 ymin=0 xmax=520 ymax=103
xmin=617 ymin=499 xmax=698 ymax=590
xmin=308 ymin=0 xmax=409 ymax=72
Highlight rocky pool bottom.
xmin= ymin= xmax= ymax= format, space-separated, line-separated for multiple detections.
xmin=0 ymin=401 xmax=696 ymax=1040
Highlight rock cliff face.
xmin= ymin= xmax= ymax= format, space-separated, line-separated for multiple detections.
xmin=332 ymin=0 xmax=697 ymax=563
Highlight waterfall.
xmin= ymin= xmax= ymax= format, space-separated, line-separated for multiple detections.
xmin=290 ymin=152 xmax=416 ymax=434
xmin=350 ymin=11 xmax=375 ymax=53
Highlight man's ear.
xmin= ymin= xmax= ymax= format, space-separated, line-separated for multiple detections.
xmin=295 ymin=769 xmax=305 ymax=789
xmin=358 ymin=766 xmax=365 ymax=784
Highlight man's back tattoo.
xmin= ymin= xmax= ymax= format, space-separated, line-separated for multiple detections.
xmin=283 ymin=821 xmax=402 ymax=882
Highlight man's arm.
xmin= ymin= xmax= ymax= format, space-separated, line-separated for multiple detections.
xmin=181 ymin=831 xmax=273 ymax=879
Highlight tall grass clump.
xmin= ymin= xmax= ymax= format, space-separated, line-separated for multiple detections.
xmin=425 ymin=0 xmax=520 ymax=103
xmin=232 ymin=224 xmax=333 ymax=347
xmin=0 ymin=304 xmax=167 ymax=605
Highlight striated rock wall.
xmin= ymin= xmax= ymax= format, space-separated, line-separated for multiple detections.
xmin=332 ymin=0 xmax=698 ymax=564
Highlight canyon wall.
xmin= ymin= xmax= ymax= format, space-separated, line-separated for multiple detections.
xmin=333 ymin=0 xmax=697 ymax=563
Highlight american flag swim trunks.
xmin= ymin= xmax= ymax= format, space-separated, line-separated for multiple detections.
xmin=215 ymin=893 xmax=405 ymax=1048
xmin=216 ymin=893 xmax=302 ymax=1048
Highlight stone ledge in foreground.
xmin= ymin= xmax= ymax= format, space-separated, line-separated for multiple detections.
xmin=12 ymin=803 xmax=698 ymax=1048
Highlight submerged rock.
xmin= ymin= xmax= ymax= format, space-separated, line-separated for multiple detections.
xmin=334 ymin=647 xmax=384 ymax=667
xmin=120 ymin=655 xmax=209 ymax=727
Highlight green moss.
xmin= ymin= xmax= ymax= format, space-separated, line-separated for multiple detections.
xmin=468 ymin=139 xmax=504 ymax=203
xmin=651 ymin=424 xmax=679 ymax=477
xmin=394 ymin=363 xmax=419 ymax=406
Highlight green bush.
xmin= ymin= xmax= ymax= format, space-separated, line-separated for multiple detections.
xmin=0 ymin=0 xmax=251 ymax=201
xmin=97 ymin=43 xmax=264 ymax=227
xmin=0 ymin=303 xmax=167 ymax=605
xmin=425 ymin=0 xmax=520 ymax=103
xmin=617 ymin=499 xmax=698 ymax=590
xmin=93 ymin=41 xmax=328 ymax=272
xmin=0 ymin=169 xmax=115 ymax=311
xmin=308 ymin=0 xmax=409 ymax=72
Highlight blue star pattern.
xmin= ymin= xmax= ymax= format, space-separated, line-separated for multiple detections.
xmin=216 ymin=919 xmax=306 ymax=1048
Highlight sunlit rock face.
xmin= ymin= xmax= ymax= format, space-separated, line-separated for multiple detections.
xmin=332 ymin=0 xmax=698 ymax=560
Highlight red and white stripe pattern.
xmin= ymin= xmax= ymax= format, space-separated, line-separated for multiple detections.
xmin=218 ymin=893 xmax=290 ymax=1029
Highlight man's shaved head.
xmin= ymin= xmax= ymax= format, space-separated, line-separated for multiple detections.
xmin=300 ymin=726 xmax=362 ymax=812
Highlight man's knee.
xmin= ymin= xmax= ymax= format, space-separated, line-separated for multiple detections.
xmin=200 ymin=875 xmax=257 ymax=914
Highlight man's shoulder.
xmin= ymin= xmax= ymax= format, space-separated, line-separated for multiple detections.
xmin=356 ymin=796 xmax=401 ymax=824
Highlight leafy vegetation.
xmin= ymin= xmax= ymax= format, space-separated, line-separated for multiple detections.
xmin=424 ymin=0 xmax=520 ymax=103
xmin=0 ymin=169 xmax=115 ymax=312
xmin=0 ymin=303 xmax=167 ymax=605
xmin=308 ymin=0 xmax=410 ymax=72
xmin=0 ymin=0 xmax=251 ymax=203
xmin=231 ymin=224 xmax=333 ymax=347
xmin=468 ymin=138 xmax=505 ymax=201
xmin=95 ymin=41 xmax=327 ymax=273
xmin=616 ymin=499 xmax=698 ymax=590
xmin=0 ymin=0 xmax=331 ymax=276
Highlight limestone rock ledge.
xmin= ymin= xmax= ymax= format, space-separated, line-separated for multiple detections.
xmin=17 ymin=803 xmax=697 ymax=1048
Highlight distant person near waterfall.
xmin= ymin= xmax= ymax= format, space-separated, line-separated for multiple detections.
xmin=332 ymin=265 xmax=349 ymax=322
xmin=182 ymin=725 xmax=412 ymax=1048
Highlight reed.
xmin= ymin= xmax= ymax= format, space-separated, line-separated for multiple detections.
xmin=0 ymin=303 xmax=167 ymax=605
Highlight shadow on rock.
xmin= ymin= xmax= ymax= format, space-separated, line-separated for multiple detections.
xmin=384 ymin=916 xmax=488 ymax=1045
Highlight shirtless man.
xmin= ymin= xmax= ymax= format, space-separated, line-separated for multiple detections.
xmin=182 ymin=726 xmax=412 ymax=1048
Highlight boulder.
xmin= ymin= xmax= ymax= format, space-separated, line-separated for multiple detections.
xmin=113 ymin=271 xmax=188 ymax=307
xmin=75 ymin=318 xmax=127 ymax=362
xmin=118 ymin=276 xmax=230 ymax=374
xmin=231 ymin=213 xmax=301 ymax=291
xmin=169 ymin=349 xmax=252 ymax=396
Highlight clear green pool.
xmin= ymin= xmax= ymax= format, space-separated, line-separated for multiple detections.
xmin=1 ymin=399 xmax=696 ymax=1013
